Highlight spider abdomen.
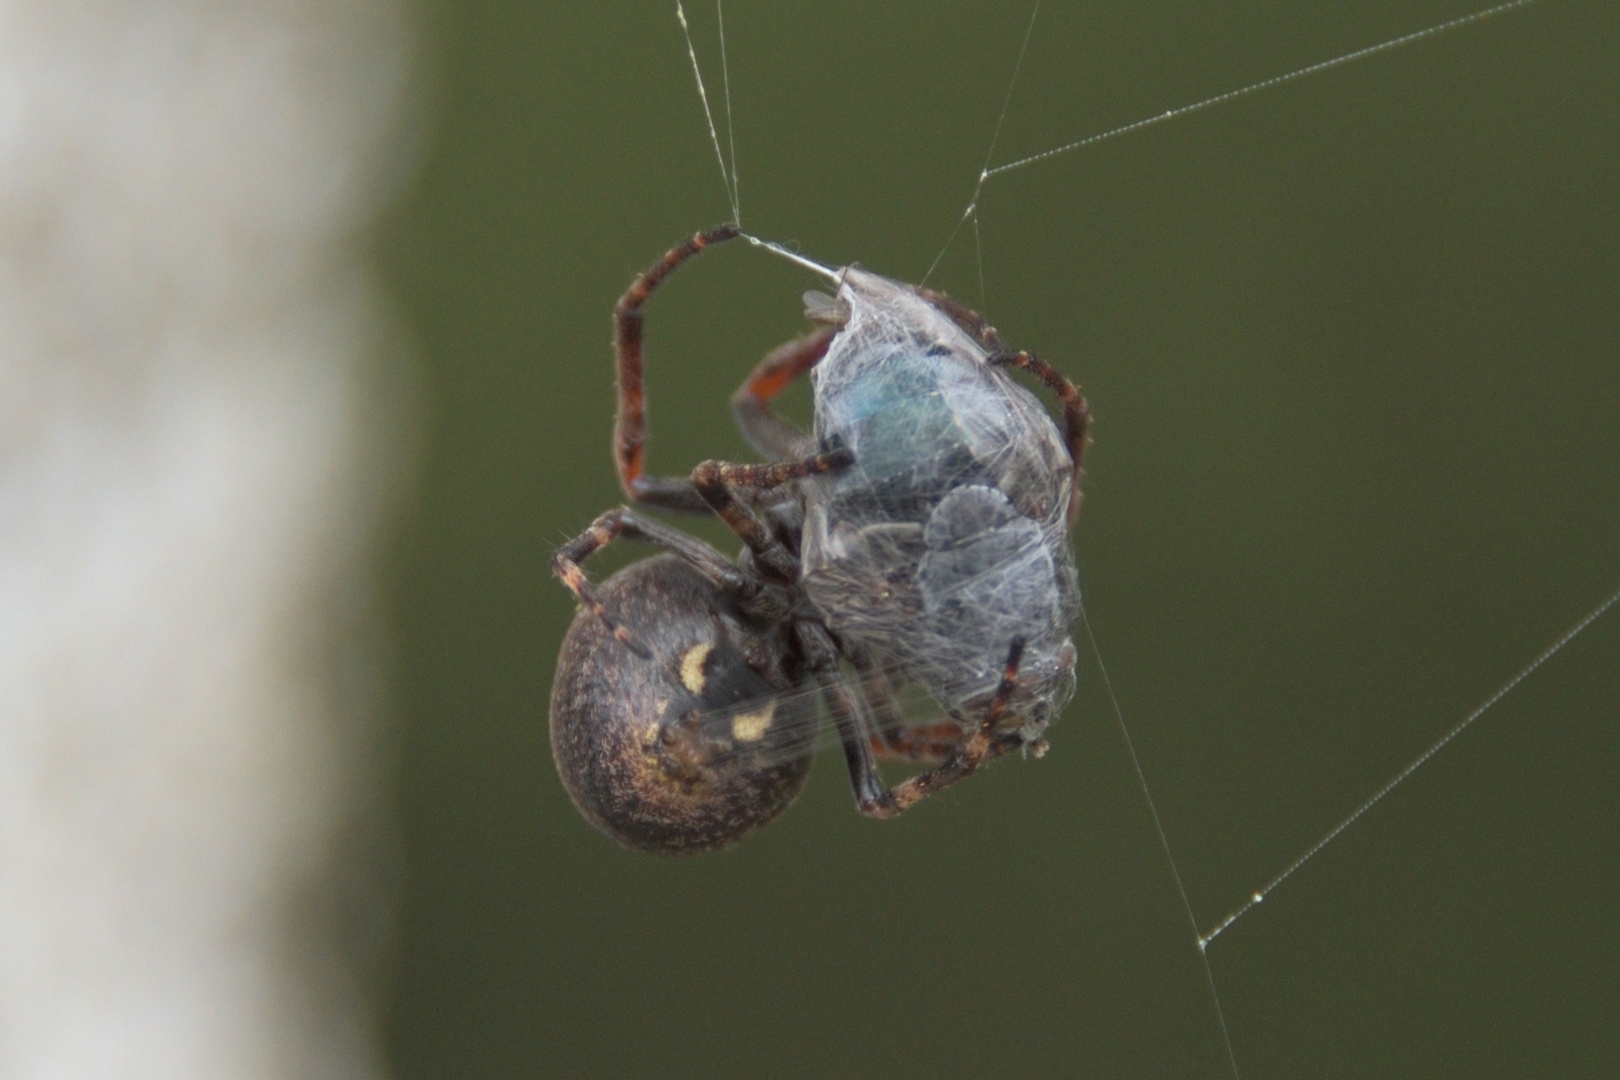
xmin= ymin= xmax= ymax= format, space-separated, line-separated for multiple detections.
xmin=550 ymin=556 xmax=815 ymax=853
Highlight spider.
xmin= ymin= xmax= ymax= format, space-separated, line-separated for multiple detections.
xmin=549 ymin=224 xmax=1089 ymax=853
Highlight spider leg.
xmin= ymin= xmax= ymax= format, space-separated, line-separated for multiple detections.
xmin=872 ymin=722 xmax=975 ymax=763
xmin=912 ymin=288 xmax=1089 ymax=522
xmin=988 ymin=350 xmax=1090 ymax=522
xmin=855 ymin=658 xmax=969 ymax=763
xmin=821 ymin=670 xmax=893 ymax=810
xmin=614 ymin=224 xmax=743 ymax=512
xmin=552 ymin=507 xmax=761 ymax=656
xmin=690 ymin=449 xmax=852 ymax=580
xmin=913 ymin=286 xmax=1008 ymax=352
xmin=730 ymin=327 xmax=835 ymax=459
xmin=856 ymin=659 xmax=909 ymax=746
xmin=810 ymin=630 xmax=1031 ymax=819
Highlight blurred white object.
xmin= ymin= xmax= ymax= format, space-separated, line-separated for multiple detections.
xmin=0 ymin=2 xmax=416 ymax=1077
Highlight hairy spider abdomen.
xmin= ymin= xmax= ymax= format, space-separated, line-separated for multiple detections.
xmin=550 ymin=556 xmax=815 ymax=853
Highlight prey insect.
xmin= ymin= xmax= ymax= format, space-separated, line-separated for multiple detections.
xmin=549 ymin=224 xmax=1088 ymax=852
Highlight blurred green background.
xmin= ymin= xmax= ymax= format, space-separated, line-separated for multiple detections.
xmin=379 ymin=2 xmax=1618 ymax=1077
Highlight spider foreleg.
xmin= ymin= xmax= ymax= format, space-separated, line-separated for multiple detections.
xmin=613 ymin=224 xmax=743 ymax=512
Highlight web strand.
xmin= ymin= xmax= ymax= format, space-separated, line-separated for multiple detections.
xmin=922 ymin=0 xmax=1041 ymax=287
xmin=675 ymin=1 xmax=740 ymax=225
xmin=1200 ymin=581 xmax=1620 ymax=948
xmin=717 ymin=0 xmax=740 ymax=224
xmin=650 ymin=3 xmax=1607 ymax=1074
xmin=1079 ymin=600 xmax=1242 ymax=1080
xmin=980 ymin=0 xmax=1544 ymax=183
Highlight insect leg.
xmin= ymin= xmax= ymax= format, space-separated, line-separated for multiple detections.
xmin=988 ymin=350 xmax=1089 ymax=521
xmin=552 ymin=506 xmax=759 ymax=655
xmin=614 ymin=224 xmax=743 ymax=512
xmin=690 ymin=449 xmax=852 ymax=580
xmin=729 ymin=326 xmax=835 ymax=459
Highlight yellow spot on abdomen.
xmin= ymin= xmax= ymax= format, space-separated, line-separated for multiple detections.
xmin=730 ymin=701 xmax=776 ymax=743
xmin=679 ymin=642 xmax=712 ymax=693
